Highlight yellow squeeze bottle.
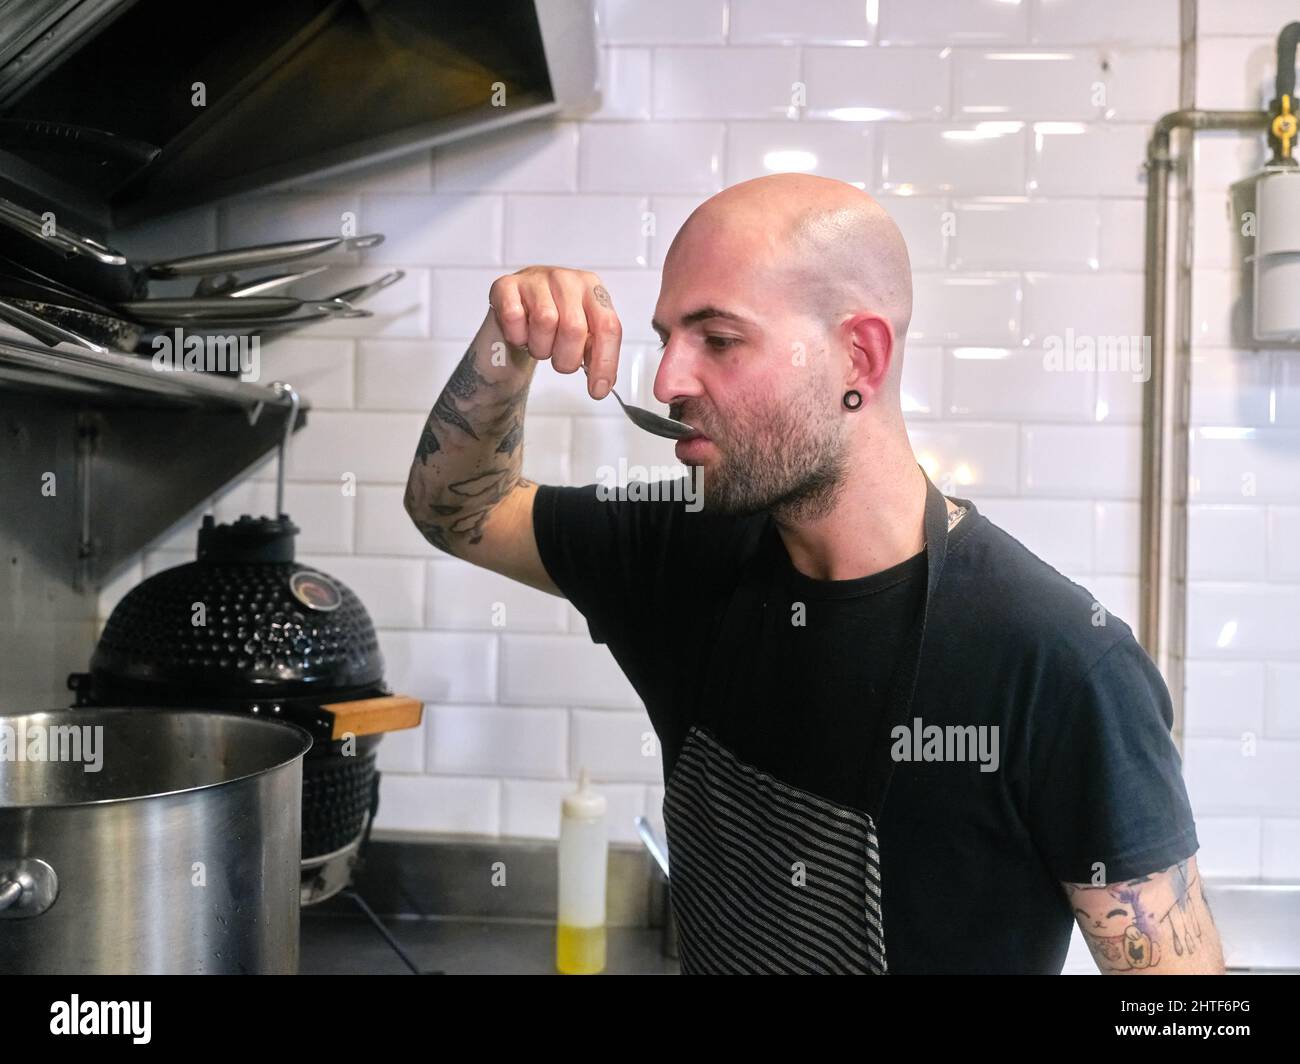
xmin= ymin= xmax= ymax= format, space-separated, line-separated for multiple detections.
xmin=556 ymin=768 xmax=608 ymax=974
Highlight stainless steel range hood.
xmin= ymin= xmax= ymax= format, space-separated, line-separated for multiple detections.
xmin=0 ymin=0 xmax=598 ymax=228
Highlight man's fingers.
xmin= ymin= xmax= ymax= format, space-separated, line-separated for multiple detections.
xmin=521 ymin=280 xmax=560 ymax=361
xmin=487 ymin=277 xmax=529 ymax=348
xmin=582 ymin=282 xmax=621 ymax=399
xmin=488 ymin=269 xmax=620 ymax=397
xmin=547 ymin=271 xmax=593 ymax=375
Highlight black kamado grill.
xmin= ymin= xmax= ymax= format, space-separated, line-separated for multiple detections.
xmin=68 ymin=383 xmax=421 ymax=907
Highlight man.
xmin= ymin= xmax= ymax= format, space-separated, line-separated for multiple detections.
xmin=403 ymin=173 xmax=1224 ymax=974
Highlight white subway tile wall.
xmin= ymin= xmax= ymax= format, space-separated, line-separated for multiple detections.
xmin=1186 ymin=2 xmax=1300 ymax=882
xmin=96 ymin=1 xmax=1295 ymax=881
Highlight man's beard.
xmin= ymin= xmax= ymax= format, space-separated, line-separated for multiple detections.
xmin=676 ymin=379 xmax=850 ymax=521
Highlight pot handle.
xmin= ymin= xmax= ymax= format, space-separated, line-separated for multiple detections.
xmin=0 ymin=858 xmax=59 ymax=918
xmin=0 ymin=879 xmax=21 ymax=908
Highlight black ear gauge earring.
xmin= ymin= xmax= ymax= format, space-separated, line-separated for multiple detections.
xmin=843 ymin=390 xmax=863 ymax=410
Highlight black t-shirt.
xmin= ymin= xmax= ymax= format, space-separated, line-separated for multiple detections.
xmin=532 ymin=480 xmax=1200 ymax=974
xmin=699 ymin=522 xmax=927 ymax=814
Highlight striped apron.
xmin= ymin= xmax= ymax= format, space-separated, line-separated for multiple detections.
xmin=662 ymin=467 xmax=953 ymax=974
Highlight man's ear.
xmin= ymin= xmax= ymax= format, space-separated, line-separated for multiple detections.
xmin=843 ymin=312 xmax=896 ymax=399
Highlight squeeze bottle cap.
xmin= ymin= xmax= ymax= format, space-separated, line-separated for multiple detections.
xmin=562 ymin=767 xmax=607 ymax=820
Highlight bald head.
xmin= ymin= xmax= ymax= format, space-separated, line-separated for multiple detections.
xmin=652 ymin=175 xmax=918 ymax=520
xmin=669 ymin=173 xmax=913 ymax=344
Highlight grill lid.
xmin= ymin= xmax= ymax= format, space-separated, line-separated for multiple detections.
xmin=89 ymin=513 xmax=383 ymax=696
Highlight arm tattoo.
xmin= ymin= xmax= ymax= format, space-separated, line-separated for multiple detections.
xmin=1065 ymin=858 xmax=1217 ymax=972
xmin=495 ymin=418 xmax=522 ymax=455
xmin=432 ymin=392 xmax=479 ymax=440
xmin=430 ymin=346 xmax=489 ymax=440
xmin=446 ymin=347 xmax=488 ymax=398
xmin=404 ymin=340 xmax=534 ymax=552
xmin=415 ymin=422 xmax=441 ymax=464
xmin=449 ymin=468 xmax=510 ymax=498
xmin=411 ymin=516 xmax=452 ymax=552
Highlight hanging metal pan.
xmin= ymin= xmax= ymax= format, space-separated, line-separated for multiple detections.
xmin=195 ymin=265 xmax=331 ymax=298
xmin=0 ymin=199 xmax=385 ymax=303
xmin=145 ymin=234 xmax=384 ymax=280
xmin=0 ymin=297 xmax=108 ymax=354
xmin=117 ymin=296 xmax=322 ymax=323
xmin=0 ymin=195 xmax=125 ymax=265
xmin=131 ymin=306 xmax=364 ymax=340
xmin=0 ymin=273 xmax=143 ymax=351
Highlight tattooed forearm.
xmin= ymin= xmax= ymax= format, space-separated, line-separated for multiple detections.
xmin=1064 ymin=855 xmax=1224 ymax=974
xmin=415 ymin=422 xmax=441 ymax=464
xmin=450 ymin=468 xmax=511 ymax=498
xmin=411 ymin=517 xmax=452 ymax=552
xmin=432 ymin=389 xmax=479 ymax=440
xmin=404 ymin=320 xmax=537 ymax=553
xmin=426 ymin=345 xmax=490 ymax=441
xmin=496 ymin=418 xmax=523 ymax=455
xmin=446 ymin=346 xmax=489 ymax=398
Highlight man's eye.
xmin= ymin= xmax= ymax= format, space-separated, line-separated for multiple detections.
xmin=653 ymin=335 xmax=737 ymax=351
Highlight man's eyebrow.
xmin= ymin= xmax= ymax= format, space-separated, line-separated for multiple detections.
xmin=650 ymin=307 xmax=756 ymax=336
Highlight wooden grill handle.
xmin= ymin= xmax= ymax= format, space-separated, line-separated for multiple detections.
xmin=319 ymin=695 xmax=423 ymax=740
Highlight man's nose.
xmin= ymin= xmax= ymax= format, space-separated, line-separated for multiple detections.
xmin=652 ymin=339 xmax=702 ymax=408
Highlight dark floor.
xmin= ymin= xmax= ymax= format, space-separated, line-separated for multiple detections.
xmin=300 ymin=906 xmax=679 ymax=975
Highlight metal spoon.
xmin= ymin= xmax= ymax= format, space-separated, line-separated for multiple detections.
xmin=580 ymin=360 xmax=696 ymax=440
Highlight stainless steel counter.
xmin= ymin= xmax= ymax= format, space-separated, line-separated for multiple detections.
xmin=300 ymin=910 xmax=678 ymax=975
xmin=316 ymin=835 xmax=1300 ymax=975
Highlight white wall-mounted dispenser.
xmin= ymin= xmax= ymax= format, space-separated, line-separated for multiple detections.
xmin=1252 ymin=166 xmax=1300 ymax=341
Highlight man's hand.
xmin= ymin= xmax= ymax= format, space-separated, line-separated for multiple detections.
xmin=404 ymin=265 xmax=624 ymax=593
xmin=1064 ymin=854 xmax=1225 ymax=973
xmin=488 ymin=266 xmax=622 ymax=400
